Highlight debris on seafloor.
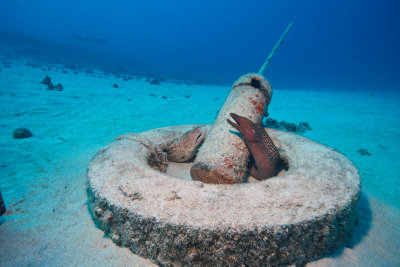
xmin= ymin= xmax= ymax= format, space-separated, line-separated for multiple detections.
xmin=150 ymin=78 xmax=161 ymax=85
xmin=13 ymin=128 xmax=33 ymax=139
xmin=263 ymin=118 xmax=312 ymax=133
xmin=357 ymin=148 xmax=371 ymax=156
xmin=0 ymin=191 xmax=6 ymax=216
xmin=40 ymin=75 xmax=63 ymax=91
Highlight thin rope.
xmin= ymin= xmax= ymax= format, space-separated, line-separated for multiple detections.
xmin=258 ymin=21 xmax=294 ymax=76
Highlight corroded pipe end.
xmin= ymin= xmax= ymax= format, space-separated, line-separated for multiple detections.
xmin=190 ymin=162 xmax=244 ymax=184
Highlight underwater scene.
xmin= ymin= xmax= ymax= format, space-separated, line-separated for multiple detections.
xmin=0 ymin=0 xmax=399 ymax=266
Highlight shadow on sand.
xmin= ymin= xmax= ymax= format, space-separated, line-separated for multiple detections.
xmin=347 ymin=192 xmax=373 ymax=248
xmin=321 ymin=191 xmax=372 ymax=260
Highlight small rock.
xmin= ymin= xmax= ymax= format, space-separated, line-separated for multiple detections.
xmin=150 ymin=78 xmax=161 ymax=85
xmin=54 ymin=83 xmax=63 ymax=91
xmin=113 ymin=84 xmax=119 ymax=88
xmin=13 ymin=128 xmax=33 ymax=139
xmin=161 ymin=96 xmax=167 ymax=99
xmin=282 ymin=121 xmax=297 ymax=132
xmin=40 ymin=75 xmax=63 ymax=91
xmin=266 ymin=118 xmax=278 ymax=126
xmin=357 ymin=148 xmax=371 ymax=156
xmin=298 ymin=122 xmax=312 ymax=132
xmin=40 ymin=75 xmax=53 ymax=89
xmin=0 ymin=191 xmax=5 ymax=216
xmin=194 ymin=181 xmax=204 ymax=188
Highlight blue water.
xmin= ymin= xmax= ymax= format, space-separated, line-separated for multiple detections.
xmin=1 ymin=0 xmax=399 ymax=90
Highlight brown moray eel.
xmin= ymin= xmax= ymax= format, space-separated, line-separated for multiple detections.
xmin=165 ymin=126 xmax=207 ymax=162
xmin=227 ymin=113 xmax=281 ymax=180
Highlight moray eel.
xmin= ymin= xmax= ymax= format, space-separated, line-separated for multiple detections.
xmin=227 ymin=113 xmax=281 ymax=180
xmin=165 ymin=126 xmax=207 ymax=162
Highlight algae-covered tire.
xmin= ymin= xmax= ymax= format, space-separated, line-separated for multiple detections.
xmin=87 ymin=125 xmax=361 ymax=266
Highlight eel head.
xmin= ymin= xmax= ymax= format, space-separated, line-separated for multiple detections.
xmin=165 ymin=126 xmax=207 ymax=162
xmin=227 ymin=113 xmax=259 ymax=143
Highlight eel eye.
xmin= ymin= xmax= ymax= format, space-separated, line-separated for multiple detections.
xmin=196 ymin=132 xmax=202 ymax=141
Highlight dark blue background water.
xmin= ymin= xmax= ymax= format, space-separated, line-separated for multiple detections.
xmin=1 ymin=0 xmax=399 ymax=90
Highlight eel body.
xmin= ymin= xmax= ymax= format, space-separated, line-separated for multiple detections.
xmin=227 ymin=113 xmax=281 ymax=180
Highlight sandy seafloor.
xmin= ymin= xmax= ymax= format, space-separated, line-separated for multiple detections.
xmin=0 ymin=58 xmax=399 ymax=267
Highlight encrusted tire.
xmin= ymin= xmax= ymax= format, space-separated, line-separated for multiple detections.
xmin=87 ymin=124 xmax=360 ymax=266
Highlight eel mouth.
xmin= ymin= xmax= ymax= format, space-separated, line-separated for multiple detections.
xmin=195 ymin=128 xmax=207 ymax=144
xmin=227 ymin=113 xmax=242 ymax=130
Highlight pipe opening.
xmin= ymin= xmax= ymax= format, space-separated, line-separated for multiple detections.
xmin=250 ymin=77 xmax=261 ymax=89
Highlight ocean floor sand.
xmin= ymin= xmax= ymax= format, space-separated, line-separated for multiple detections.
xmin=0 ymin=59 xmax=399 ymax=266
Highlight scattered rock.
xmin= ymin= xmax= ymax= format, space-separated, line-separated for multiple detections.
xmin=64 ymin=64 xmax=77 ymax=70
xmin=113 ymin=84 xmax=119 ymax=88
xmin=54 ymin=83 xmax=63 ymax=91
xmin=40 ymin=75 xmax=63 ymax=91
xmin=150 ymin=94 xmax=156 ymax=97
xmin=58 ymin=137 xmax=67 ymax=144
xmin=299 ymin=122 xmax=312 ymax=131
xmin=161 ymin=96 xmax=167 ymax=99
xmin=13 ymin=128 xmax=33 ymax=139
xmin=0 ymin=191 xmax=5 ymax=216
xmin=263 ymin=118 xmax=312 ymax=133
xmin=357 ymin=148 xmax=371 ymax=156
xmin=150 ymin=78 xmax=161 ymax=85
xmin=62 ymin=70 xmax=69 ymax=73
xmin=26 ymin=62 xmax=40 ymax=68
xmin=185 ymin=95 xmax=191 ymax=98
xmin=40 ymin=75 xmax=52 ymax=89
xmin=166 ymin=191 xmax=182 ymax=201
